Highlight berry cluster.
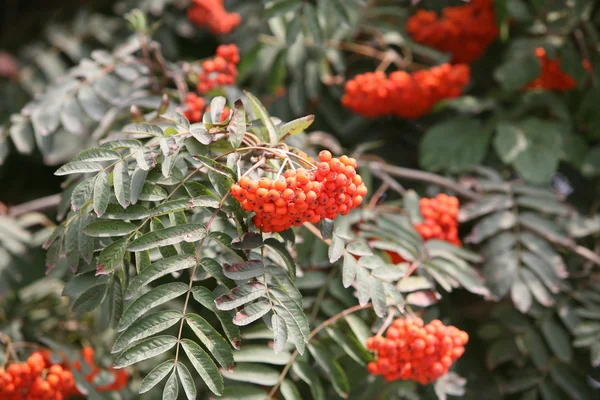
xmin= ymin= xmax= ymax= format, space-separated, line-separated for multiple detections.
xmin=231 ymin=151 xmax=367 ymax=233
xmin=0 ymin=347 xmax=127 ymax=399
xmin=406 ymin=0 xmax=497 ymax=64
xmin=366 ymin=318 xmax=468 ymax=384
xmin=187 ymin=0 xmax=241 ymax=34
xmin=0 ymin=351 xmax=76 ymax=400
xmin=342 ymin=64 xmax=470 ymax=119
xmin=196 ymin=44 xmax=240 ymax=95
xmin=414 ymin=194 xmax=460 ymax=246
xmin=526 ymin=47 xmax=578 ymax=91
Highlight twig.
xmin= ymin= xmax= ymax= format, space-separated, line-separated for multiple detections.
xmin=267 ymin=303 xmax=373 ymax=399
xmin=8 ymin=194 xmax=61 ymax=217
xmin=368 ymin=162 xmax=482 ymax=201
xmin=375 ymin=312 xmax=394 ymax=336
xmin=369 ymin=167 xmax=406 ymax=196
xmin=368 ymin=182 xmax=390 ymax=209
xmin=574 ymin=28 xmax=597 ymax=87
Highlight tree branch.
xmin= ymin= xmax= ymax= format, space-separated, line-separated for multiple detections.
xmin=8 ymin=194 xmax=61 ymax=217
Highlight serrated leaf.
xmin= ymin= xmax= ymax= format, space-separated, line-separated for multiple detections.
xmin=71 ymin=177 xmax=94 ymax=211
xmin=291 ymin=361 xmax=326 ymax=400
xmin=549 ymin=363 xmax=594 ymax=399
xmin=96 ymin=238 xmax=128 ymax=275
xmin=319 ymin=219 xmax=334 ymax=241
xmin=127 ymin=224 xmax=206 ymax=251
xmin=139 ymin=360 xmax=173 ymax=394
xmin=101 ymin=139 xmax=142 ymax=149
xmin=162 ymin=371 xmax=178 ymax=400
xmin=199 ymin=257 xmax=236 ymax=289
xmin=125 ymin=255 xmax=196 ymax=299
xmin=272 ymin=314 xmax=288 ymax=353
xmin=459 ymin=194 xmax=514 ymax=223
xmin=347 ymin=240 xmax=373 ymax=256
xmin=181 ymin=339 xmax=224 ymax=395
xmin=55 ymin=161 xmax=103 ymax=176
xmin=160 ymin=111 xmax=190 ymax=130
xmin=114 ymin=335 xmax=177 ymax=369
xmin=72 ymin=283 xmax=107 ymax=313
xmin=308 ymin=342 xmax=350 ymax=398
xmin=540 ymin=316 xmax=572 ymax=362
xmin=230 ymin=232 xmax=263 ymax=250
xmin=265 ymin=0 xmax=301 ymax=18
xmin=112 ymin=310 xmax=181 ymax=353
xmin=264 ymin=238 xmax=296 ymax=279
xmin=177 ymin=363 xmax=196 ymax=400
xmin=228 ymin=99 xmax=246 ymax=148
xmin=129 ymin=167 xmax=148 ymax=205
xmin=329 ymin=236 xmax=345 ymax=263
xmin=520 ymin=268 xmax=554 ymax=307
xmin=222 ymin=362 xmax=279 ymax=386
xmin=121 ymin=123 xmax=164 ymax=137
xmin=325 ymin=326 xmax=373 ymax=365
xmin=78 ymin=85 xmax=106 ymax=121
xmin=370 ymin=279 xmax=387 ymax=317
xmin=281 ymin=379 xmax=302 ymax=400
xmin=74 ymin=148 xmax=121 ymax=162
xmin=193 ymin=154 xmax=236 ymax=179
xmin=186 ymin=313 xmax=234 ymax=369
xmin=234 ymin=301 xmax=271 ymax=326
xmin=511 ymin=275 xmax=532 ymax=313
xmin=117 ymin=283 xmax=188 ymax=332
xmin=215 ymin=282 xmax=267 ymax=311
xmin=93 ymin=171 xmax=110 ymax=217
xmin=278 ymin=114 xmax=315 ymax=140
xmin=191 ymin=286 xmax=241 ymax=349
xmin=83 ymin=220 xmax=136 ymax=237
xmin=113 ymin=160 xmax=131 ymax=208
xmin=342 ymin=253 xmax=357 ymax=288
xmin=466 ymin=211 xmax=516 ymax=244
xmin=222 ymin=260 xmax=264 ymax=281
xmin=244 ymin=91 xmax=278 ymax=145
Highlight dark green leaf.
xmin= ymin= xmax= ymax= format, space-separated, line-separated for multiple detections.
xmin=114 ymin=335 xmax=177 ymax=368
xmin=127 ymin=224 xmax=206 ymax=251
xmin=112 ymin=310 xmax=181 ymax=353
xmin=83 ymin=220 xmax=136 ymax=237
xmin=180 ymin=339 xmax=224 ymax=396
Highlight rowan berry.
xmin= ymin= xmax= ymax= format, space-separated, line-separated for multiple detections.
xmin=525 ymin=47 xmax=590 ymax=91
xmin=187 ymin=0 xmax=241 ymax=34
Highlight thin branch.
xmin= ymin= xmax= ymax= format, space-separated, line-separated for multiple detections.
xmin=368 ymin=182 xmax=390 ymax=209
xmin=368 ymin=162 xmax=482 ymax=201
xmin=8 ymin=194 xmax=61 ymax=217
xmin=370 ymin=166 xmax=407 ymax=196
xmin=267 ymin=303 xmax=373 ymax=399
xmin=302 ymin=222 xmax=331 ymax=245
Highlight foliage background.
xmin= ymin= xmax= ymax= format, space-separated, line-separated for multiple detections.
xmin=1 ymin=0 xmax=600 ymax=399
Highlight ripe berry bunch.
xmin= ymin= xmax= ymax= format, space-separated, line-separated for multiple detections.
xmin=525 ymin=47 xmax=586 ymax=91
xmin=187 ymin=0 xmax=241 ymax=34
xmin=196 ymin=44 xmax=240 ymax=95
xmin=406 ymin=0 xmax=498 ymax=64
xmin=183 ymin=92 xmax=206 ymax=123
xmin=0 ymin=350 xmax=76 ymax=400
xmin=0 ymin=347 xmax=128 ymax=399
xmin=231 ymin=151 xmax=367 ymax=233
xmin=366 ymin=318 xmax=469 ymax=384
xmin=414 ymin=194 xmax=460 ymax=246
xmin=342 ymin=64 xmax=470 ymax=119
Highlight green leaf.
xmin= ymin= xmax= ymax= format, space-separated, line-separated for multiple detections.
xmin=520 ymin=268 xmax=554 ymax=307
xmin=101 ymin=139 xmax=142 ymax=150
xmin=121 ymin=123 xmax=164 ymax=137
xmin=234 ymin=301 xmax=272 ymax=326
xmin=582 ymin=145 xmax=600 ymax=177
xmin=215 ymin=282 xmax=267 ymax=311
xmin=278 ymin=114 xmax=315 ymax=141
xmin=74 ymin=148 xmax=121 ymax=162
xmin=96 ymin=238 xmax=128 ymax=275
xmin=78 ymin=85 xmax=106 ymax=121
xmin=208 ymin=231 xmax=246 ymax=261
xmin=112 ymin=310 xmax=181 ymax=353
xmin=403 ymin=190 xmax=423 ymax=223
xmin=271 ymin=288 xmax=309 ymax=354
xmin=93 ymin=171 xmax=110 ymax=217
xmin=233 ymin=345 xmax=291 ymax=365
xmin=264 ymin=238 xmax=296 ymax=279
xmin=228 ymin=99 xmax=246 ymax=148
xmin=114 ymin=335 xmax=177 ymax=369
xmin=160 ymin=111 xmax=190 ymax=130
xmin=511 ymin=275 xmax=532 ymax=313
xmin=73 ymin=283 xmax=108 ymax=313
xmin=291 ymin=361 xmax=326 ymax=400
xmin=244 ymin=91 xmax=278 ymax=145
xmin=199 ymin=257 xmax=236 ymax=289
xmin=191 ymin=286 xmax=241 ymax=349
xmin=540 ymin=316 xmax=572 ymax=362
xmin=193 ymin=154 xmax=236 ymax=179
xmin=125 ymin=255 xmax=195 ymax=299
xmin=325 ymin=326 xmax=373 ymax=365
xmin=303 ymin=3 xmax=321 ymax=44
xmin=113 ymin=160 xmax=131 ymax=208
xmin=222 ymin=363 xmax=279 ymax=386
xmin=180 ymin=339 xmax=224 ymax=396
xmin=420 ymin=119 xmax=491 ymax=172
xmin=494 ymin=52 xmax=541 ymax=91
xmin=264 ymin=0 xmax=301 ymax=18
xmin=71 ymin=177 xmax=94 ymax=211
xmin=130 ymin=167 xmax=148 ymax=205
xmin=549 ymin=363 xmax=594 ymax=399
xmin=272 ymin=314 xmax=288 ymax=353
xmin=177 ymin=363 xmax=196 ymax=400
xmin=466 ymin=211 xmax=516 ymax=244
xmin=280 ymin=379 xmax=302 ymax=400
xmin=342 ymin=252 xmax=357 ymax=288
xmin=347 ymin=240 xmax=373 ymax=256
xmin=139 ymin=360 xmax=174 ymax=394
xmin=127 ymin=224 xmax=206 ymax=251
xmin=494 ymin=119 xmax=563 ymax=184
xmin=186 ymin=313 xmax=234 ymax=369
xmin=117 ymin=282 xmax=188 ymax=332
xmin=55 ymin=161 xmax=103 ymax=176
xmin=329 ymin=236 xmax=345 ymax=263
xmin=162 ymin=371 xmax=179 ymax=400
xmin=223 ymin=260 xmax=264 ymax=280
xmin=484 ymin=251 xmax=518 ymax=297
xmin=486 ymin=338 xmax=519 ymax=370
xmin=83 ymin=220 xmax=136 ymax=237
xmin=458 ymin=194 xmax=514 ymax=223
